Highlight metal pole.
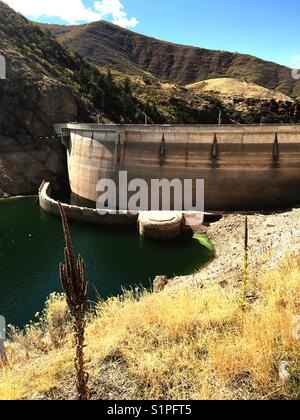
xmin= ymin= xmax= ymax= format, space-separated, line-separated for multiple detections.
xmin=143 ymin=112 xmax=148 ymax=125
xmin=218 ymin=110 xmax=222 ymax=126
xmin=0 ymin=340 xmax=4 ymax=359
xmin=0 ymin=316 xmax=6 ymax=361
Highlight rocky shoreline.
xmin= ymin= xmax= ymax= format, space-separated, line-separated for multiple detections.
xmin=0 ymin=137 xmax=67 ymax=198
xmin=169 ymin=208 xmax=300 ymax=290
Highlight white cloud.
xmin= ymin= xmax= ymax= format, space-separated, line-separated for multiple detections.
xmin=4 ymin=0 xmax=139 ymax=28
xmin=4 ymin=0 xmax=99 ymax=24
xmin=94 ymin=0 xmax=138 ymax=28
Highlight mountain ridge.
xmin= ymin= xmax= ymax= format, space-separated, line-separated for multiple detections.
xmin=41 ymin=20 xmax=300 ymax=99
xmin=0 ymin=0 xmax=299 ymax=137
xmin=0 ymin=1 xmax=152 ymax=137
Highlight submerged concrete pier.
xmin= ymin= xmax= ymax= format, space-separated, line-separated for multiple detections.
xmin=139 ymin=211 xmax=183 ymax=240
xmin=54 ymin=123 xmax=300 ymax=211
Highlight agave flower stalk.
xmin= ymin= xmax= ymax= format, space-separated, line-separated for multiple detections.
xmin=58 ymin=202 xmax=89 ymax=401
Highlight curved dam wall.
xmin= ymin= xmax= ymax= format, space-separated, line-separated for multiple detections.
xmin=39 ymin=182 xmax=137 ymax=226
xmin=54 ymin=124 xmax=300 ymax=211
xmin=39 ymin=182 xmax=202 ymax=234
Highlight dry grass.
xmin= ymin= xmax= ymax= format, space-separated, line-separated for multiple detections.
xmin=186 ymin=78 xmax=294 ymax=102
xmin=0 ymin=256 xmax=300 ymax=400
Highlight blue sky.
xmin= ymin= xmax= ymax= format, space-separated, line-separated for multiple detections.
xmin=5 ymin=0 xmax=300 ymax=68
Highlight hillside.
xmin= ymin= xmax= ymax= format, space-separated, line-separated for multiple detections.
xmin=0 ymin=0 xmax=221 ymax=134
xmin=186 ymin=78 xmax=300 ymax=120
xmin=0 ymin=1 xmax=299 ymax=140
xmin=42 ymin=20 xmax=300 ymax=99
xmin=0 ymin=1 xmax=147 ymax=138
xmin=110 ymin=70 xmax=300 ymax=124
xmin=187 ymin=78 xmax=295 ymax=102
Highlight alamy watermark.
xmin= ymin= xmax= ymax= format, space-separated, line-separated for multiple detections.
xmin=0 ymin=54 xmax=6 ymax=80
xmin=96 ymin=171 xmax=204 ymax=216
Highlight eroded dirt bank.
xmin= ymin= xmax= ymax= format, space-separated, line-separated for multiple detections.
xmin=170 ymin=209 xmax=300 ymax=289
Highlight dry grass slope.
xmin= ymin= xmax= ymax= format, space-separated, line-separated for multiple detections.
xmin=186 ymin=78 xmax=295 ymax=102
xmin=0 ymin=254 xmax=299 ymax=400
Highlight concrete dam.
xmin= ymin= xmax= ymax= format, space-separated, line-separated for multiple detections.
xmin=54 ymin=123 xmax=300 ymax=211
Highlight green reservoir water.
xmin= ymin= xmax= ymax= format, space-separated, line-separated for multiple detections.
xmin=0 ymin=197 xmax=212 ymax=328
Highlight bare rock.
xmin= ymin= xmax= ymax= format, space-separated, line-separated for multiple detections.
xmin=153 ymin=276 xmax=170 ymax=293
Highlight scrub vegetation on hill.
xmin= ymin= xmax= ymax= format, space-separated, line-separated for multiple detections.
xmin=44 ymin=20 xmax=300 ymax=99
xmin=0 ymin=253 xmax=299 ymax=400
xmin=107 ymin=69 xmax=300 ymax=125
xmin=0 ymin=1 xmax=148 ymax=137
xmin=1 ymin=0 xmax=300 ymax=138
